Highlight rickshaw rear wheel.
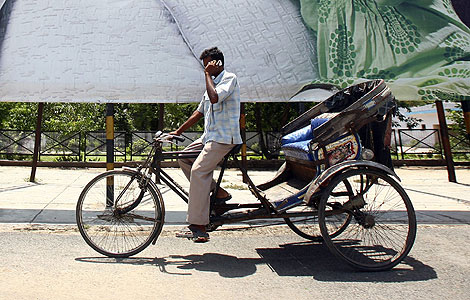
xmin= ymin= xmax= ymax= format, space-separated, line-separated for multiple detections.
xmin=318 ymin=168 xmax=416 ymax=271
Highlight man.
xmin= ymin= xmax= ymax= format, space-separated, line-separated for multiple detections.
xmin=170 ymin=47 xmax=242 ymax=242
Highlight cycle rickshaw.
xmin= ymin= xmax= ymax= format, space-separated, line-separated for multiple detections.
xmin=76 ymin=79 xmax=416 ymax=271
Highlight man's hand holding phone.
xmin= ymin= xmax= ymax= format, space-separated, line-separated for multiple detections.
xmin=205 ymin=60 xmax=222 ymax=76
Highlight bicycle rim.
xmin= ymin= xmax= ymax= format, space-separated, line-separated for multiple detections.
xmin=76 ymin=170 xmax=163 ymax=258
xmin=319 ymin=169 xmax=416 ymax=271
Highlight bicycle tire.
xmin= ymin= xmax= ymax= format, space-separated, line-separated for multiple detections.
xmin=76 ymin=170 xmax=164 ymax=258
xmin=318 ymin=168 xmax=416 ymax=271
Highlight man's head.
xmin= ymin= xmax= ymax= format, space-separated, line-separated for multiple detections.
xmin=199 ymin=47 xmax=224 ymax=67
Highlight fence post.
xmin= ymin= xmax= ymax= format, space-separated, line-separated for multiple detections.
xmin=158 ymin=103 xmax=165 ymax=131
xmin=106 ymin=103 xmax=115 ymax=206
xmin=240 ymin=103 xmax=248 ymax=183
xmin=398 ymin=129 xmax=404 ymax=160
xmin=30 ymin=102 xmax=44 ymax=182
xmin=435 ymin=100 xmax=456 ymax=183
xmin=462 ymin=100 xmax=470 ymax=141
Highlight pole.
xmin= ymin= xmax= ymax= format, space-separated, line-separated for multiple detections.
xmin=435 ymin=100 xmax=457 ymax=183
xmin=106 ymin=103 xmax=115 ymax=207
xmin=158 ymin=103 xmax=165 ymax=131
xmin=155 ymin=103 xmax=165 ymax=184
xmin=30 ymin=102 xmax=44 ymax=182
xmin=240 ymin=103 xmax=248 ymax=183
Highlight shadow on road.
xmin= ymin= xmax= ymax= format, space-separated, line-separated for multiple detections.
xmin=76 ymin=241 xmax=436 ymax=282
xmin=0 ymin=182 xmax=41 ymax=193
xmin=257 ymin=241 xmax=437 ymax=282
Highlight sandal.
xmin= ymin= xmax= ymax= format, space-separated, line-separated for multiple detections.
xmin=175 ymin=225 xmax=210 ymax=243
xmin=175 ymin=226 xmax=195 ymax=238
xmin=212 ymin=193 xmax=232 ymax=204
xmin=192 ymin=231 xmax=210 ymax=243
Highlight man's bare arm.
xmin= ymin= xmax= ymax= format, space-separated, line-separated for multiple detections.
xmin=205 ymin=72 xmax=218 ymax=104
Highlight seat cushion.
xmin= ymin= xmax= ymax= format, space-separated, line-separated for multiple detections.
xmin=280 ymin=117 xmax=330 ymax=146
xmin=281 ymin=125 xmax=312 ymax=146
xmin=281 ymin=140 xmax=314 ymax=161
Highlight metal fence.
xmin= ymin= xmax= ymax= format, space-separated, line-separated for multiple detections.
xmin=0 ymin=129 xmax=469 ymax=162
xmin=390 ymin=128 xmax=470 ymax=160
xmin=0 ymin=130 xmax=81 ymax=160
xmin=84 ymin=131 xmax=126 ymax=161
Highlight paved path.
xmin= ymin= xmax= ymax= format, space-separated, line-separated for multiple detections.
xmin=0 ymin=225 xmax=469 ymax=300
xmin=0 ymin=165 xmax=469 ymax=225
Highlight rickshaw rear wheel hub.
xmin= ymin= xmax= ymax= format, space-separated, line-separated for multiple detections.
xmin=362 ymin=214 xmax=375 ymax=229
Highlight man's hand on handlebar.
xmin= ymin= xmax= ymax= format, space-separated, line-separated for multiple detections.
xmin=154 ymin=131 xmax=185 ymax=143
xmin=168 ymin=131 xmax=185 ymax=142
xmin=171 ymin=134 xmax=185 ymax=142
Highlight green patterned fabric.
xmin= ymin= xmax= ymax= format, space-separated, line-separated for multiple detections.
xmin=300 ymin=0 xmax=470 ymax=101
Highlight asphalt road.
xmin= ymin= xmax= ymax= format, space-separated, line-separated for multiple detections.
xmin=0 ymin=224 xmax=468 ymax=300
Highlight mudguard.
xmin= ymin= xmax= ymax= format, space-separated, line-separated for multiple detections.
xmin=304 ymin=160 xmax=400 ymax=205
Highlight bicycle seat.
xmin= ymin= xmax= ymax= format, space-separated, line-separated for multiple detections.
xmin=228 ymin=144 xmax=242 ymax=156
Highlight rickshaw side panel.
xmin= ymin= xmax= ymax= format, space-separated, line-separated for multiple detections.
xmin=285 ymin=158 xmax=318 ymax=182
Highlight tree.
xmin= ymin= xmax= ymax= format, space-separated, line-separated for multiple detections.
xmin=244 ymin=102 xmax=316 ymax=159
xmin=447 ymin=103 xmax=470 ymax=159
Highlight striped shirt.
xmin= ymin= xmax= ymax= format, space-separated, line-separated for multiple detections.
xmin=197 ymin=70 xmax=242 ymax=145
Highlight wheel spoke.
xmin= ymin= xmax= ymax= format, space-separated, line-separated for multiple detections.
xmin=318 ymin=169 xmax=416 ymax=271
xmin=76 ymin=170 xmax=163 ymax=257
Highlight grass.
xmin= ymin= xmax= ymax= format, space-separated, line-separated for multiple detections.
xmin=223 ymin=183 xmax=248 ymax=190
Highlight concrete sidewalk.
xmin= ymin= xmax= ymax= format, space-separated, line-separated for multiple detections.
xmin=0 ymin=165 xmax=469 ymax=225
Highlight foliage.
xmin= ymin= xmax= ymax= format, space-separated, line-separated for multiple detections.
xmin=163 ymin=103 xmax=202 ymax=131
xmin=447 ymin=103 xmax=465 ymax=133
xmin=0 ymin=102 xmax=38 ymax=130
xmin=446 ymin=103 xmax=470 ymax=155
xmin=45 ymin=103 xmax=106 ymax=133
xmin=0 ymin=100 xmax=449 ymax=135
xmin=244 ymin=102 xmax=315 ymax=131
xmin=393 ymin=100 xmax=429 ymax=129
xmin=0 ymin=102 xmax=105 ymax=133
xmin=0 ymin=102 xmax=204 ymax=133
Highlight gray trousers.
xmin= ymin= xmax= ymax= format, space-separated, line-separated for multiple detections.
xmin=178 ymin=138 xmax=235 ymax=225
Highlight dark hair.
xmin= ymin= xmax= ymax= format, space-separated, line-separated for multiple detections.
xmin=199 ymin=47 xmax=224 ymax=65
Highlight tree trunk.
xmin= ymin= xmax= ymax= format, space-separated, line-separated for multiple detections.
xmin=254 ymin=103 xmax=278 ymax=159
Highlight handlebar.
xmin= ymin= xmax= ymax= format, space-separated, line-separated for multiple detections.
xmin=172 ymin=135 xmax=185 ymax=143
xmin=154 ymin=131 xmax=185 ymax=143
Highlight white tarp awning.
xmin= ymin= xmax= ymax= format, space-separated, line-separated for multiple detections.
xmin=0 ymin=0 xmax=320 ymax=103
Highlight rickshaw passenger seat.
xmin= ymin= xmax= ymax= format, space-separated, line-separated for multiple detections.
xmin=280 ymin=112 xmax=360 ymax=163
xmin=281 ymin=113 xmax=338 ymax=146
xmin=282 ymin=140 xmax=313 ymax=161
xmin=280 ymin=116 xmax=331 ymax=162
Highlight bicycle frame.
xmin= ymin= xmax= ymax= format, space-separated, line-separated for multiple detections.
xmin=131 ymin=133 xmax=321 ymax=227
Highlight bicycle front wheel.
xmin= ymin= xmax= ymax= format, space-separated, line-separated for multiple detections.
xmin=76 ymin=170 xmax=164 ymax=258
xmin=318 ymin=169 xmax=416 ymax=271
